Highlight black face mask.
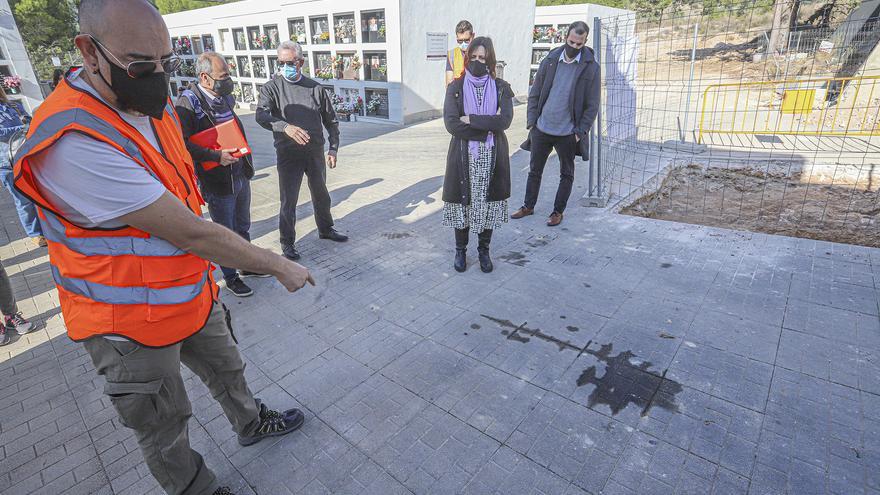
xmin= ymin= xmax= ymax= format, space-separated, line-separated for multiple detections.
xmin=210 ymin=76 xmax=235 ymax=97
xmin=467 ymin=60 xmax=488 ymax=78
xmin=97 ymin=57 xmax=169 ymax=119
xmin=564 ymin=44 xmax=582 ymax=59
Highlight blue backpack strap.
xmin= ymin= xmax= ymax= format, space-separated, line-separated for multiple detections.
xmin=181 ymin=89 xmax=206 ymax=120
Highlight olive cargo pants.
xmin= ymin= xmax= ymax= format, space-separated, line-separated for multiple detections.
xmin=83 ymin=304 xmax=260 ymax=495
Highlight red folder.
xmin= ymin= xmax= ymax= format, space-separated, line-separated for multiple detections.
xmin=189 ymin=119 xmax=251 ymax=170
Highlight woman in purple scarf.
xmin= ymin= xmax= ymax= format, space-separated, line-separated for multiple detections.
xmin=442 ymin=37 xmax=514 ymax=273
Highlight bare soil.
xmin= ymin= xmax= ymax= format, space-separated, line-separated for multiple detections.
xmin=622 ymin=164 xmax=880 ymax=247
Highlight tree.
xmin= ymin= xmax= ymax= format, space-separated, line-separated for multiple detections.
xmin=767 ymin=0 xmax=797 ymax=56
xmin=154 ymin=0 xmax=236 ymax=14
xmin=8 ymin=0 xmax=79 ymax=80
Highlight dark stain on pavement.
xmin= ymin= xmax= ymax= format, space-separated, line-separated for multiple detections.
xmin=660 ymin=263 xmax=673 ymax=268
xmin=577 ymin=343 xmax=682 ymax=417
xmin=526 ymin=238 xmax=550 ymax=248
xmin=500 ymin=329 xmax=531 ymax=343
xmin=470 ymin=323 xmax=481 ymax=330
xmin=382 ymin=232 xmax=412 ymax=239
xmin=481 ymin=315 xmax=578 ymax=352
xmin=567 ymin=326 xmax=580 ymax=332
xmin=499 ymin=251 xmax=529 ymax=266
xmin=480 ymin=315 xmax=683 ymax=417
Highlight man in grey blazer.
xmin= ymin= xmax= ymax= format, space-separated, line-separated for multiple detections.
xmin=513 ymin=21 xmax=600 ymax=227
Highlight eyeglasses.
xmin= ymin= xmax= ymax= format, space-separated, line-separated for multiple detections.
xmin=89 ymin=36 xmax=182 ymax=79
xmin=277 ymin=61 xmax=301 ymax=68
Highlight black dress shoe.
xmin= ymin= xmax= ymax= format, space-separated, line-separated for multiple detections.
xmin=282 ymin=244 xmax=301 ymax=261
xmin=319 ymin=229 xmax=348 ymax=242
xmin=454 ymin=248 xmax=467 ymax=272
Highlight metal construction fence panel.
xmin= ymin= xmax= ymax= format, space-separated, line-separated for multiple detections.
xmin=588 ymin=0 xmax=880 ymax=248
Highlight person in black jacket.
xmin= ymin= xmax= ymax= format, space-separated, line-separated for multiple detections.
xmin=512 ymin=21 xmax=600 ymax=227
xmin=256 ymin=40 xmax=347 ymax=263
xmin=175 ymin=52 xmax=263 ymax=298
xmin=442 ymin=37 xmax=514 ymax=273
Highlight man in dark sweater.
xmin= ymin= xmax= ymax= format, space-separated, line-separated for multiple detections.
xmin=512 ymin=21 xmax=600 ymax=227
xmin=256 ymin=40 xmax=347 ymax=261
xmin=176 ymin=52 xmax=264 ymax=297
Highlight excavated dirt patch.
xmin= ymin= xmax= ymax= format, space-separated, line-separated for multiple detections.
xmin=623 ymin=164 xmax=880 ymax=247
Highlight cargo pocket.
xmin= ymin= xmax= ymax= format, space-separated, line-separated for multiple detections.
xmin=104 ymin=379 xmax=163 ymax=430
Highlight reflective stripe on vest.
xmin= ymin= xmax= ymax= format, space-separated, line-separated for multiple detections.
xmin=164 ymin=102 xmax=181 ymax=131
xmin=40 ymin=211 xmax=185 ymax=257
xmin=14 ymin=108 xmax=146 ymax=167
xmin=50 ymin=265 xmax=208 ymax=306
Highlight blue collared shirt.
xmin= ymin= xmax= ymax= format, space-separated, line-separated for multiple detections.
xmin=559 ymin=50 xmax=582 ymax=64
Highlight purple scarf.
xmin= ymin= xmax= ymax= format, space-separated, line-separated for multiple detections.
xmin=463 ymin=70 xmax=497 ymax=157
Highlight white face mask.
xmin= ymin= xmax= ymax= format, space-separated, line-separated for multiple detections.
xmin=459 ymin=41 xmax=470 ymax=51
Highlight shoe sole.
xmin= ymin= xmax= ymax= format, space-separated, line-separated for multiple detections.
xmin=238 ymin=411 xmax=305 ymax=446
xmin=225 ymin=287 xmax=254 ymax=298
xmin=320 ymin=237 xmax=348 ymax=242
xmin=284 ymin=254 xmax=301 ymax=261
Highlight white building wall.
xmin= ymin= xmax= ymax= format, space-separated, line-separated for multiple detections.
xmin=531 ymin=3 xmax=633 ymax=85
xmin=0 ymin=0 xmax=42 ymax=112
xmin=164 ymin=0 xmax=403 ymax=122
xmin=398 ymin=0 xmax=535 ymax=124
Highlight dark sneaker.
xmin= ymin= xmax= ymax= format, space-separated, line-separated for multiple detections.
xmin=212 ymin=488 xmax=235 ymax=495
xmin=282 ymin=244 xmax=301 ymax=261
xmin=240 ymin=271 xmax=271 ymax=278
xmin=5 ymin=313 xmax=33 ymax=335
xmin=225 ymin=278 xmax=254 ymax=298
xmin=0 ymin=328 xmax=10 ymax=346
xmin=238 ymin=403 xmax=305 ymax=446
xmin=319 ymin=228 xmax=348 ymax=242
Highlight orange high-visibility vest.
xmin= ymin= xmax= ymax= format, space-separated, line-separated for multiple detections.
xmin=13 ymin=71 xmax=218 ymax=347
xmin=448 ymin=47 xmax=465 ymax=79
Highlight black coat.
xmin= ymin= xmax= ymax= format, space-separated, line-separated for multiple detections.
xmin=175 ymin=82 xmax=254 ymax=196
xmin=442 ymin=77 xmax=514 ymax=205
xmin=521 ymin=46 xmax=600 ymax=161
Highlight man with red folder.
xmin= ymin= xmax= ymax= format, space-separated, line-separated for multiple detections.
xmin=176 ymin=52 xmax=264 ymax=297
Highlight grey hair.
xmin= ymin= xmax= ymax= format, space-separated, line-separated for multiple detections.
xmin=277 ymin=40 xmax=303 ymax=59
xmin=196 ymin=51 xmax=225 ymax=76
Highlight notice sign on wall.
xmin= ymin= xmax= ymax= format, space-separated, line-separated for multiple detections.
xmin=426 ymin=32 xmax=448 ymax=60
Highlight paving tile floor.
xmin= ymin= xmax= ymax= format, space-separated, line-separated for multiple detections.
xmin=0 ymin=107 xmax=878 ymax=494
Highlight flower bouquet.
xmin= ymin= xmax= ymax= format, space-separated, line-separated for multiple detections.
xmin=315 ymin=65 xmax=334 ymax=81
xmin=367 ymin=93 xmax=382 ymax=115
xmin=2 ymin=75 xmax=21 ymax=94
xmin=175 ymin=36 xmax=192 ymax=54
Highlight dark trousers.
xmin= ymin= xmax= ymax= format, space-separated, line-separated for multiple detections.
xmin=0 ymin=260 xmax=18 ymax=316
xmin=524 ymin=128 xmax=577 ymax=214
xmin=276 ymin=146 xmax=334 ymax=246
xmin=204 ymin=170 xmax=252 ymax=282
